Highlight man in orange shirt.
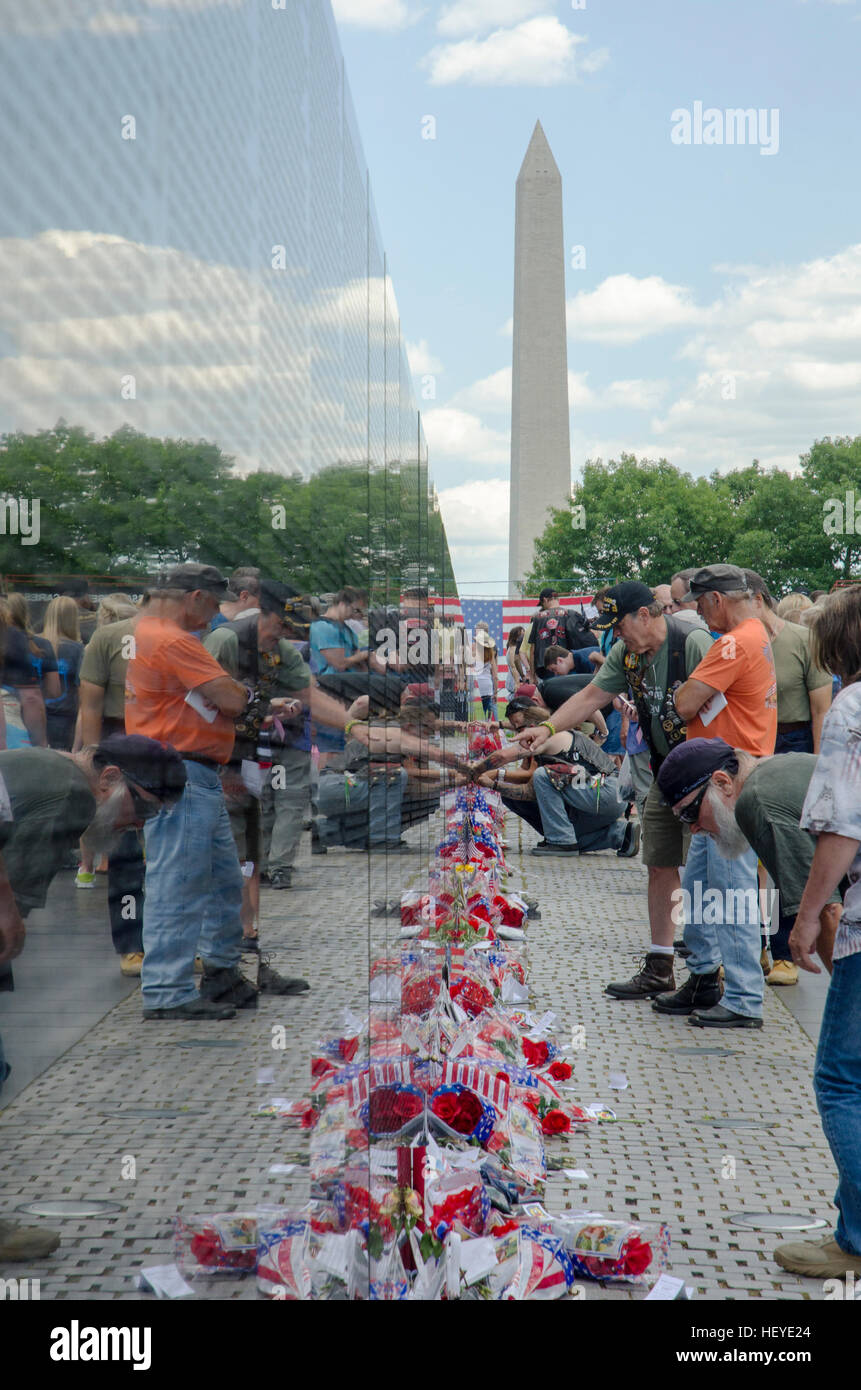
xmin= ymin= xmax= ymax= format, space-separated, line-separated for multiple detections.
xmin=654 ymin=566 xmax=775 ymax=1028
xmin=127 ymin=563 xmax=308 ymax=1019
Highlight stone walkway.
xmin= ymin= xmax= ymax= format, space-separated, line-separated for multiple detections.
xmin=0 ymin=808 xmax=837 ymax=1301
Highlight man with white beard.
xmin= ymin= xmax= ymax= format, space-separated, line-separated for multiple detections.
xmin=655 ymin=737 xmax=842 ymax=978
xmin=0 ymin=732 xmax=186 ymax=1260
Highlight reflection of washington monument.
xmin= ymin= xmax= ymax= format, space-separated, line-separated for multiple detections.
xmin=507 ymin=122 xmax=572 ymax=595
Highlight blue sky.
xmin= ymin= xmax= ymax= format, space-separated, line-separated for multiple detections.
xmin=333 ymin=0 xmax=861 ymax=591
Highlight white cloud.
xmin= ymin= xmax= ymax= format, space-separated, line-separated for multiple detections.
xmin=649 ymin=243 xmax=861 ymax=473
xmin=406 ymin=338 xmax=443 ymax=375
xmin=567 ymin=273 xmax=702 ymax=344
xmin=421 ymin=406 xmax=509 ymax=464
xmin=436 ymin=477 xmax=510 ymax=586
xmin=449 ymin=366 xmax=511 ymax=412
xmin=0 ymin=0 xmax=240 ymax=36
xmin=88 ymin=11 xmax=143 ymax=35
xmin=436 ymin=0 xmax=547 ymax=38
xmin=424 ymin=16 xmax=608 ymax=86
xmin=331 ymin=0 xmax=420 ymax=30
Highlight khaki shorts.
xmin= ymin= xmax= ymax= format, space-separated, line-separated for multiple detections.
xmin=223 ymin=771 xmax=262 ymax=864
xmin=641 ymin=778 xmax=692 ymax=868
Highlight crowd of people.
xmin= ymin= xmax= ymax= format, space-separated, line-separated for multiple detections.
xmin=0 ymin=561 xmax=858 ymax=1287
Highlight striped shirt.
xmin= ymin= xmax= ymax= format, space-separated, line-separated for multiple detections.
xmin=799 ymin=682 xmax=861 ymax=961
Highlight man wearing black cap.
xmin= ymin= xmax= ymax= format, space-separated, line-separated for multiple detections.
xmin=0 ymin=733 xmax=185 ymax=1259
xmin=656 ymin=738 xmax=841 ymax=973
xmin=511 ymin=580 xmax=714 ymax=1000
xmin=125 ymin=563 xmax=258 ymax=1019
xmin=205 ymin=580 xmax=313 ymax=951
xmin=660 ymin=565 xmax=777 ymax=1027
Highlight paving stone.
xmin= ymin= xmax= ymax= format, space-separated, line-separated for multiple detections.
xmin=0 ymin=809 xmax=837 ymax=1300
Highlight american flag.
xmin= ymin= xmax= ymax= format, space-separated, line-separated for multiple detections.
xmin=457 ymin=596 xmax=596 ymax=700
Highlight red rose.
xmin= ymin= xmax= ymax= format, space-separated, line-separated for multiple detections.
xmin=430 ymin=1089 xmax=483 ymax=1134
xmin=486 ymin=1129 xmax=507 ymax=1154
xmin=190 ymin=1230 xmax=220 ymax=1267
xmin=540 ymin=1108 xmax=571 ymax=1136
xmin=311 ymin=1056 xmax=334 ymax=1078
xmin=522 ymin=1038 xmax=550 ymax=1068
xmin=620 ymin=1236 xmax=653 ymax=1278
xmin=548 ymin=1061 xmax=573 ymax=1081
xmin=368 ymin=1087 xmax=423 ymax=1133
xmin=346 ymin=1128 xmax=369 ymax=1151
xmin=299 ymin=1104 xmax=318 ymax=1129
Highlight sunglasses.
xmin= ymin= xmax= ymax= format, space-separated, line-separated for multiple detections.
xmin=674 ymin=781 xmax=710 ymax=824
xmin=126 ymin=780 xmax=165 ymax=822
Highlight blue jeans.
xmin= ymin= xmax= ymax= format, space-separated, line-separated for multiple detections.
xmin=316 ymin=768 xmax=407 ymax=846
xmin=682 ymin=833 xmax=764 ymax=1018
xmin=775 ymin=724 xmax=813 ymax=755
xmin=140 ymin=760 xmax=243 ymax=1010
xmin=814 ymin=954 xmax=861 ymax=1255
xmin=532 ymin=767 xmax=625 ymax=853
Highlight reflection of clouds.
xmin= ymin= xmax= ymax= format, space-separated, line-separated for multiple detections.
xmin=0 ymin=229 xmax=422 ymax=479
xmin=0 ymin=0 xmax=242 ymax=38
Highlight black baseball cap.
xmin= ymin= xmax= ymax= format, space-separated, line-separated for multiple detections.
xmin=257 ymin=579 xmax=313 ymax=630
xmin=590 ymin=581 xmax=655 ymax=632
xmin=155 ymin=563 xmax=238 ymax=602
xmin=93 ymin=734 xmax=187 ymax=805
xmin=656 ymin=737 xmax=738 ymax=807
xmin=539 ymin=587 xmax=559 ymax=603
xmin=679 ymin=564 xmax=749 ymax=604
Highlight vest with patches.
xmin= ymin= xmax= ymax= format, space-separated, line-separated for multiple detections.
xmin=623 ymin=615 xmax=690 ymax=773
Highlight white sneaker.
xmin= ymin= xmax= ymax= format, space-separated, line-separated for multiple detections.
xmin=75 ymin=870 xmax=96 ymax=889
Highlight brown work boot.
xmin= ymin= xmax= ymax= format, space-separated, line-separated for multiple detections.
xmin=773 ymin=1233 xmax=861 ymax=1279
xmin=0 ymin=1217 xmax=61 ymax=1260
xmin=606 ymin=952 xmax=675 ymax=1000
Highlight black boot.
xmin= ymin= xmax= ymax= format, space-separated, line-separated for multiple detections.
xmin=652 ymin=967 xmax=722 ymax=1015
xmin=199 ymin=963 xmax=259 ymax=1009
xmin=605 ymin=952 xmax=675 ymax=1000
xmin=257 ymin=954 xmax=310 ymax=996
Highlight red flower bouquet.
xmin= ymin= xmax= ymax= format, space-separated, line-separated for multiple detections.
xmin=522 ymin=1038 xmax=550 ymax=1069
xmin=430 ymin=1088 xmax=484 ymax=1134
xmin=365 ymin=1085 xmax=424 ymax=1135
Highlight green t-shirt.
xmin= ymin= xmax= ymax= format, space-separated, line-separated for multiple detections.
xmin=0 ymin=749 xmax=96 ymax=913
xmin=78 ymin=617 xmax=137 ymax=721
xmin=203 ymin=627 xmax=310 ymax=694
xmin=592 ymin=625 xmax=714 ymax=757
xmin=770 ymin=621 xmax=831 ymax=725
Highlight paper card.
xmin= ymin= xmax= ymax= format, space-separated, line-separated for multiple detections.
xmin=184 ymin=688 xmax=218 ymax=723
xmin=459 ymin=1237 xmax=498 ymax=1286
xmin=267 ymin=1164 xmax=298 ymax=1175
xmin=240 ymin=859 xmax=255 ymax=878
xmin=137 ymin=1264 xmax=195 ymax=1299
xmin=563 ymin=1169 xmax=590 ymax=1181
xmin=257 ymin=1067 xmax=276 ymax=1085
xmin=240 ymin=759 xmax=266 ymax=797
xmin=646 ymin=1273 xmax=692 ymax=1301
xmin=608 ymin=1072 xmax=628 ymax=1090
xmin=698 ymin=690 xmax=728 ymax=727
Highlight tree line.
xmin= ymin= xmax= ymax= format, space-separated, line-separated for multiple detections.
xmin=524 ymin=438 xmax=861 ymax=595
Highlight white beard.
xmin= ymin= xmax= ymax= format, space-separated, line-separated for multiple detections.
xmin=81 ymin=784 xmax=128 ymax=858
xmin=706 ymin=786 xmax=750 ymax=860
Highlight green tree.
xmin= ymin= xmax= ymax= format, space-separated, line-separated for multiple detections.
xmin=524 ymin=454 xmax=736 ymax=591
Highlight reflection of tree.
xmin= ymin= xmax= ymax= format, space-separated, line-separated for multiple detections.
xmin=0 ymin=423 xmax=457 ymax=600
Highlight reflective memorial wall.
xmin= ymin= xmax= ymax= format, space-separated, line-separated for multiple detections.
xmin=0 ymin=0 xmax=455 ymax=605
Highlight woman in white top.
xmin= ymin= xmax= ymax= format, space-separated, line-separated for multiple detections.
xmin=473 ymin=634 xmax=498 ymax=720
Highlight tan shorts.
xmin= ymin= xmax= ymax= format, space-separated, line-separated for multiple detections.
xmin=641 ymin=778 xmax=692 ymax=868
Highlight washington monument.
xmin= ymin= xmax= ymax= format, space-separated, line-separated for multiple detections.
xmin=508 ymin=121 xmax=571 ymax=594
